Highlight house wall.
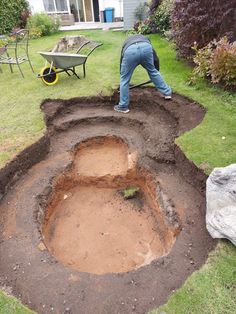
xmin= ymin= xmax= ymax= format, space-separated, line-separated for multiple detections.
xmin=28 ymin=0 xmax=45 ymax=13
xmin=28 ymin=0 xmax=123 ymax=20
xmin=123 ymin=0 xmax=146 ymax=30
xmin=98 ymin=0 xmax=123 ymax=18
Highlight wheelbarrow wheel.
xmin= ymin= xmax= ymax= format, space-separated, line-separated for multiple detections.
xmin=40 ymin=66 xmax=59 ymax=86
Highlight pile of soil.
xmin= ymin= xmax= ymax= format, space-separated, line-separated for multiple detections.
xmin=0 ymin=88 xmax=216 ymax=314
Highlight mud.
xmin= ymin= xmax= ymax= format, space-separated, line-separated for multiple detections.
xmin=0 ymin=88 xmax=216 ymax=314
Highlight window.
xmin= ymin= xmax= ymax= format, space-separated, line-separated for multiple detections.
xmin=55 ymin=0 xmax=68 ymax=11
xmin=43 ymin=0 xmax=56 ymax=12
xmin=43 ymin=0 xmax=69 ymax=13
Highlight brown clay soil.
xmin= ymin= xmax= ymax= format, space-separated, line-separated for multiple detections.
xmin=0 ymin=88 xmax=216 ymax=314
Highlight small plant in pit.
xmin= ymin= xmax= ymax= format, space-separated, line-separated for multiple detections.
xmin=122 ymin=187 xmax=140 ymax=200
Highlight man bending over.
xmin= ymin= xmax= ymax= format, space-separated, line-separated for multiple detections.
xmin=114 ymin=34 xmax=172 ymax=114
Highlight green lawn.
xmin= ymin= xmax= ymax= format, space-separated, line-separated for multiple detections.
xmin=0 ymin=291 xmax=35 ymax=314
xmin=0 ymin=30 xmax=235 ymax=313
xmin=150 ymin=242 xmax=236 ymax=314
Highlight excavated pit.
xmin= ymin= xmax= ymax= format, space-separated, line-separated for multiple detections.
xmin=0 ymin=89 xmax=216 ymax=314
xmin=43 ymin=137 xmax=177 ymax=274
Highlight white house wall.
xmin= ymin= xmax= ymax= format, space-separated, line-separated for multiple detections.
xmin=98 ymin=0 xmax=123 ymax=18
xmin=28 ymin=0 xmax=45 ymax=13
xmin=123 ymin=0 xmax=146 ymax=30
xmin=28 ymin=0 xmax=123 ymax=20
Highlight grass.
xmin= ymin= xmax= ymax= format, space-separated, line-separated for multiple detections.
xmin=0 ymin=291 xmax=35 ymax=314
xmin=149 ymin=242 xmax=236 ymax=314
xmin=0 ymin=30 xmax=125 ymax=167
xmin=0 ymin=30 xmax=235 ymax=313
xmin=0 ymin=31 xmax=235 ymax=170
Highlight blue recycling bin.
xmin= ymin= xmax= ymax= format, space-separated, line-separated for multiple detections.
xmin=104 ymin=7 xmax=114 ymax=23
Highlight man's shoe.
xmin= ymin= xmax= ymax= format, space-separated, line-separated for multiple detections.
xmin=164 ymin=95 xmax=172 ymax=100
xmin=114 ymin=105 xmax=130 ymax=113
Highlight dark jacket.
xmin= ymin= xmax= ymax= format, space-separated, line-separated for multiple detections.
xmin=120 ymin=34 xmax=160 ymax=71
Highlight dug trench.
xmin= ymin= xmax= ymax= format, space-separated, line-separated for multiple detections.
xmin=0 ymin=88 xmax=216 ymax=314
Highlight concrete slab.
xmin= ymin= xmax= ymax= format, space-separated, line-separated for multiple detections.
xmin=60 ymin=22 xmax=124 ymax=31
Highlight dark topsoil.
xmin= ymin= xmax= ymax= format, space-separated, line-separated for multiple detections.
xmin=0 ymin=88 xmax=216 ymax=314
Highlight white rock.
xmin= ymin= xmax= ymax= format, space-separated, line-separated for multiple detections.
xmin=206 ymin=164 xmax=236 ymax=245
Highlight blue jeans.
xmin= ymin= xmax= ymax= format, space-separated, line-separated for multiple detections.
xmin=119 ymin=42 xmax=172 ymax=109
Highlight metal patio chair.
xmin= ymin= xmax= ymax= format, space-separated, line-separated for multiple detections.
xmin=0 ymin=46 xmax=7 ymax=73
xmin=0 ymin=29 xmax=34 ymax=78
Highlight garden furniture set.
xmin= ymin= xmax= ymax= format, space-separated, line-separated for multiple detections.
xmin=0 ymin=31 xmax=102 ymax=85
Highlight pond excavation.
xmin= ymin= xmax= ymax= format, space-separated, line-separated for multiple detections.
xmin=43 ymin=137 xmax=177 ymax=274
xmin=0 ymin=89 xmax=216 ymax=314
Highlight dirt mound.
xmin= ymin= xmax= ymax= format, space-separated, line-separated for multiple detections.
xmin=0 ymin=88 xmax=216 ymax=314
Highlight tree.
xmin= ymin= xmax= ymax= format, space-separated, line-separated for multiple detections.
xmin=171 ymin=0 xmax=236 ymax=58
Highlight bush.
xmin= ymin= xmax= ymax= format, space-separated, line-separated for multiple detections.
xmin=19 ymin=9 xmax=31 ymax=29
xmin=154 ymin=0 xmax=174 ymax=34
xmin=134 ymin=2 xmax=149 ymax=23
xmin=132 ymin=0 xmax=174 ymax=35
xmin=26 ymin=13 xmax=60 ymax=37
xmin=133 ymin=16 xmax=156 ymax=35
xmin=149 ymin=0 xmax=161 ymax=13
xmin=171 ymin=0 xmax=236 ymax=59
xmin=191 ymin=37 xmax=236 ymax=90
xmin=0 ymin=0 xmax=29 ymax=34
xmin=28 ymin=27 xmax=43 ymax=39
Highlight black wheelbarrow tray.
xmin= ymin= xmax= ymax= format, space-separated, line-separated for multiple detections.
xmin=37 ymin=51 xmax=87 ymax=85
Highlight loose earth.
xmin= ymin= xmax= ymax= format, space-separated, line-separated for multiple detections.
xmin=0 ymin=88 xmax=216 ymax=314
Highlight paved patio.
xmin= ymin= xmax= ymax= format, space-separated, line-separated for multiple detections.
xmin=60 ymin=21 xmax=124 ymax=31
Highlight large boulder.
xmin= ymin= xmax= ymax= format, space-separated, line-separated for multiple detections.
xmin=206 ymin=164 xmax=236 ymax=245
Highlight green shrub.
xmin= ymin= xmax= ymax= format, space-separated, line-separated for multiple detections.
xmin=26 ymin=13 xmax=60 ymax=37
xmin=154 ymin=0 xmax=174 ymax=34
xmin=133 ymin=16 xmax=156 ymax=35
xmin=191 ymin=37 xmax=236 ymax=90
xmin=133 ymin=0 xmax=174 ymax=35
xmin=134 ymin=2 xmax=149 ymax=23
xmin=0 ymin=39 xmax=7 ymax=47
xmin=0 ymin=0 xmax=29 ymax=34
xmin=0 ymin=35 xmax=15 ymax=47
xmin=29 ymin=27 xmax=43 ymax=39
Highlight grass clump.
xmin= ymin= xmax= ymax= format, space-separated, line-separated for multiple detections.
xmin=122 ymin=187 xmax=140 ymax=199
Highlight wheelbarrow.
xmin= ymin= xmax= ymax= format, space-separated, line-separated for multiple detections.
xmin=37 ymin=51 xmax=87 ymax=86
xmin=37 ymin=36 xmax=102 ymax=85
